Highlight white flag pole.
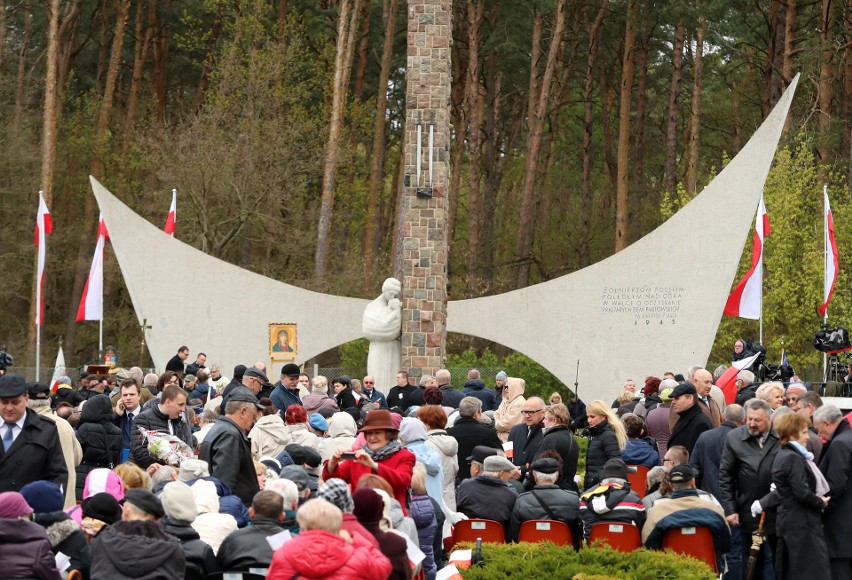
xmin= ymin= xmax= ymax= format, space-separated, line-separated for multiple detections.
xmin=823 ymin=185 xmax=829 ymax=380
xmin=36 ymin=326 xmax=41 ymax=381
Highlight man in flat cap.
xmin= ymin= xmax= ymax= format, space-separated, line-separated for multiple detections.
xmin=200 ymin=386 xmax=264 ymax=505
xmin=91 ymin=487 xmax=186 ymax=578
xmin=271 ymin=363 xmax=302 ymax=415
xmin=508 ymin=457 xmax=581 ymax=545
xmin=0 ymin=374 xmax=67 ymax=493
xmin=642 ymin=464 xmax=730 ymax=571
xmin=456 ymin=454 xmax=518 ymax=537
xmin=668 ymin=382 xmax=713 ymax=454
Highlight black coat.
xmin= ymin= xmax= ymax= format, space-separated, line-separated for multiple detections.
xmin=772 ymin=445 xmax=830 ymax=579
xmin=162 ymin=517 xmax=219 ymax=580
xmin=446 ymin=416 xmax=503 ymax=483
xmin=51 ymin=388 xmax=83 ymax=409
xmin=508 ymin=422 xmax=544 ymax=476
xmin=509 ymin=485 xmax=581 ymax=544
xmin=818 ymin=419 xmax=852 ymax=559
xmin=0 ymin=408 xmax=67 ymax=493
xmin=461 ymin=380 xmax=496 ymax=411
xmin=165 ymin=354 xmax=185 ymax=373
xmin=456 ymin=475 xmax=518 ymax=533
xmin=689 ymin=421 xmax=737 ymax=502
xmin=387 ymin=385 xmax=417 ymax=411
xmin=719 ymin=424 xmax=779 ymax=533
xmin=130 ymin=402 xmax=195 ymax=468
xmin=668 ymin=402 xmax=712 ymax=454
xmin=199 ymin=416 xmax=259 ymax=505
xmin=437 ymin=385 xmax=464 ymax=409
xmin=217 ymin=517 xmax=282 ymax=570
xmin=537 ymin=424 xmax=580 ymax=491
xmin=75 ymin=395 xmax=123 ymax=500
xmin=34 ymin=511 xmax=91 ymax=579
xmin=335 ymin=387 xmax=358 ymax=411
xmin=735 ymin=385 xmax=758 ymax=407
xmin=90 ymin=520 xmax=185 ymax=580
xmin=583 ymin=422 xmax=622 ymax=490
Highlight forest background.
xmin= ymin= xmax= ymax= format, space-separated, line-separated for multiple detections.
xmin=0 ymin=0 xmax=850 ymax=388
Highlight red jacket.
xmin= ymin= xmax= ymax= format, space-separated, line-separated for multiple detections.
xmin=322 ymin=448 xmax=416 ymax=515
xmin=266 ymin=529 xmax=391 ymax=580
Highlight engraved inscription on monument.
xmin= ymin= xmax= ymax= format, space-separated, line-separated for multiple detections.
xmin=600 ymin=286 xmax=685 ymax=325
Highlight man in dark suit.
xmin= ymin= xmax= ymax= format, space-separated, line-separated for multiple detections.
xmin=0 ymin=374 xmax=67 ymax=492
xmin=165 ymin=346 xmax=189 ymax=374
xmin=668 ymin=383 xmax=712 ymax=454
xmin=507 ymin=397 xmax=546 ymax=482
xmin=113 ymin=379 xmax=143 ymax=463
xmin=447 ymin=396 xmax=502 ymax=483
xmin=690 ymin=403 xmax=744 ymax=501
xmin=815 ymin=404 xmax=852 ymax=580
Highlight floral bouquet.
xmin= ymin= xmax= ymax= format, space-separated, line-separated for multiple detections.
xmin=139 ymin=428 xmax=193 ymax=466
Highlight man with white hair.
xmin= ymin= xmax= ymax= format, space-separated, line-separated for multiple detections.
xmin=815 ymin=405 xmax=852 ymax=579
xmin=508 ymin=457 xmax=581 ymax=543
xmin=734 ymin=369 xmax=757 ymax=406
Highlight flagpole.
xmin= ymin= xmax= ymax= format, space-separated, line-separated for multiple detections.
xmin=823 ymin=184 xmax=828 ymax=380
xmin=99 ymin=319 xmax=103 ymax=358
xmin=36 ymin=326 xmax=40 ymax=381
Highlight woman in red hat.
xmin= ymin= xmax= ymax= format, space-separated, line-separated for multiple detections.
xmin=323 ymin=409 xmax=416 ymax=514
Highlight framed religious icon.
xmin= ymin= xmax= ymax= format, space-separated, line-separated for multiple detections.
xmin=269 ymin=323 xmax=298 ymax=360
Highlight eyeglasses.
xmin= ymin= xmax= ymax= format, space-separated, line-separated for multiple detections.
xmin=521 ymin=409 xmax=543 ymax=415
xmin=364 ymin=381 xmax=374 ymax=384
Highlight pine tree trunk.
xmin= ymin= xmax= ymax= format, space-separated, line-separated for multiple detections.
xmin=614 ymin=0 xmax=636 ymax=252
xmin=447 ymin=4 xmax=467 ymax=254
xmin=153 ymin=0 xmax=170 ymax=123
xmin=579 ymin=0 xmax=608 ymax=267
xmin=278 ymin=0 xmax=289 ymax=37
xmin=314 ymin=0 xmax=364 ymax=277
xmin=512 ymin=0 xmax=566 ymax=288
xmin=65 ymin=0 xmax=131 ymax=359
xmin=685 ymin=16 xmax=705 ymax=196
xmin=126 ymin=0 xmax=156 ymax=131
xmin=599 ymin=61 xmax=617 ymax=213
xmin=664 ymin=22 xmax=685 ymax=194
xmin=763 ymin=0 xmax=781 ymax=116
xmin=363 ymin=0 xmax=399 ymax=286
xmin=816 ymin=0 xmax=833 ymax=164
xmin=13 ymin=0 xmax=32 ymax=131
xmin=465 ymin=0 xmax=485 ymax=295
xmin=629 ymin=0 xmax=648 ymax=244
xmin=354 ymin=6 xmax=370 ymax=100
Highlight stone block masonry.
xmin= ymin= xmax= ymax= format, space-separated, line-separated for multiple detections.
xmin=400 ymin=0 xmax=452 ymax=381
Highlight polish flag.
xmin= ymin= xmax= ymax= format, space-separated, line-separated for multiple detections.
xmin=35 ymin=192 xmax=53 ymax=326
xmin=50 ymin=347 xmax=66 ymax=393
xmin=447 ymin=549 xmax=472 ymax=570
xmin=717 ymin=352 xmax=762 ymax=405
xmin=164 ymin=189 xmax=176 ymax=236
xmin=723 ymin=196 xmax=770 ymax=319
xmin=435 ymin=564 xmax=464 ymax=580
xmin=818 ymin=188 xmax=838 ymax=317
xmin=76 ymin=216 xmax=109 ymax=322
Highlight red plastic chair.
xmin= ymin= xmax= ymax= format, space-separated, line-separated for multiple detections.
xmin=627 ymin=465 xmax=650 ymax=497
xmin=447 ymin=519 xmax=506 ymax=551
xmin=662 ymin=526 xmax=718 ymax=573
xmin=589 ymin=522 xmax=642 ymax=553
xmin=518 ymin=520 xmax=573 ymax=546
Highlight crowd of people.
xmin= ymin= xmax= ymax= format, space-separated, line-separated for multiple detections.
xmin=0 ymin=348 xmax=851 ymax=580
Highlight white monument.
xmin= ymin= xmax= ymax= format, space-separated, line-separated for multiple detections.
xmin=90 ymin=75 xmax=799 ymax=403
xmin=362 ymin=278 xmax=403 ymax=392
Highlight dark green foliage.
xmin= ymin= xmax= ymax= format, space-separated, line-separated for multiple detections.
xmin=455 ymin=542 xmax=715 ymax=579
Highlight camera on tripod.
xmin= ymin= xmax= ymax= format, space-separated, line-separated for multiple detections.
xmin=813 ymin=324 xmax=851 ymax=353
xmin=0 ymin=346 xmax=14 ymax=371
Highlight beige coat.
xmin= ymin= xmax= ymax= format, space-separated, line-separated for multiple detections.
xmin=494 ymin=377 xmax=526 ymax=442
xmin=249 ymin=414 xmax=290 ymax=460
xmin=34 ymin=404 xmax=82 ymax=508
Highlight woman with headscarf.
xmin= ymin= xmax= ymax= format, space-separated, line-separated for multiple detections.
xmin=323 ymin=409 xmax=416 ymax=514
xmin=248 ymin=397 xmax=290 ymax=460
xmin=583 ymin=400 xmax=627 ymax=490
xmin=417 ymin=405 xmax=459 ymax=511
xmin=0 ymin=492 xmax=62 ymax=580
xmin=494 ymin=377 xmax=526 ymax=442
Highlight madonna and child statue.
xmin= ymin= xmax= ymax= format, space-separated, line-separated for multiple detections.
xmin=362 ymin=278 xmax=402 ymax=393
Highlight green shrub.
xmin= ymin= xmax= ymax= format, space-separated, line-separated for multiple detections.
xmin=455 ymin=542 xmax=715 ymax=579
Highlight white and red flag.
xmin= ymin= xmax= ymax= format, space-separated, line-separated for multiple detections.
xmin=724 ymin=195 xmax=770 ymax=319
xmin=164 ymin=189 xmax=176 ymax=236
xmin=76 ymin=215 xmax=109 ymax=322
xmin=35 ymin=192 xmax=53 ymax=326
xmin=818 ymin=187 xmax=838 ymax=317
xmin=49 ymin=347 xmax=66 ymax=394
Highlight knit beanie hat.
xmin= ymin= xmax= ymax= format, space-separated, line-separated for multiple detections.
xmin=318 ymin=478 xmax=354 ymax=513
xmin=0 ymin=492 xmax=33 ymax=518
xmin=81 ymin=492 xmax=123 ymax=524
xmin=352 ymin=488 xmax=384 ymax=524
xmin=161 ymin=481 xmax=197 ymax=523
xmin=20 ymin=481 xmax=64 ymax=514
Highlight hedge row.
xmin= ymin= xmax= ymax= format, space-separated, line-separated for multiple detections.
xmin=455 ymin=542 xmax=715 ymax=579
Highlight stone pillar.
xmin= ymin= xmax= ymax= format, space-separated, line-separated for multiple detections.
xmin=399 ymin=0 xmax=451 ymax=382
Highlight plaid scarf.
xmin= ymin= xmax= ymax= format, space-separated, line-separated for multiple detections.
xmin=361 ymin=440 xmax=402 ymax=462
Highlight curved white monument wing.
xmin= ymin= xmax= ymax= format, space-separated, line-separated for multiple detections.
xmin=447 ymin=75 xmax=799 ymax=401
xmin=90 ymin=176 xmax=369 ymax=374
